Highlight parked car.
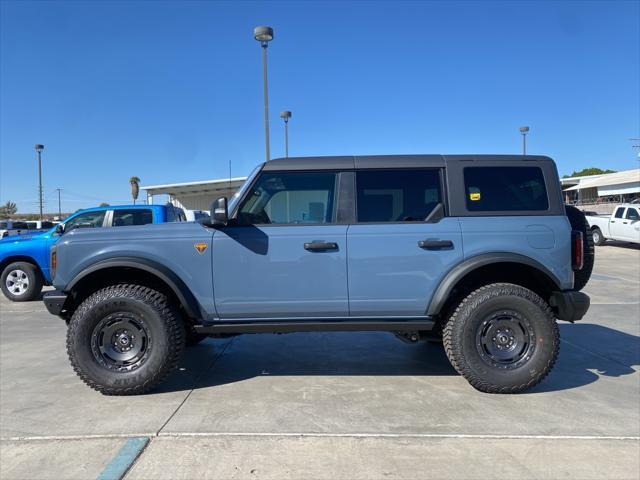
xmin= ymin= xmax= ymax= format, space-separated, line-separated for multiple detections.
xmin=45 ymin=155 xmax=593 ymax=395
xmin=184 ymin=209 xmax=210 ymax=222
xmin=26 ymin=220 xmax=58 ymax=231
xmin=0 ymin=204 xmax=185 ymax=302
xmin=586 ymin=204 xmax=640 ymax=245
xmin=0 ymin=220 xmax=30 ymax=238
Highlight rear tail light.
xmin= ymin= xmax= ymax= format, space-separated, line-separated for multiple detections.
xmin=571 ymin=230 xmax=584 ymax=271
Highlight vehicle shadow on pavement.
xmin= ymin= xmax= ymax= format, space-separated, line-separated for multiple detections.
xmin=530 ymin=323 xmax=639 ymax=393
xmin=156 ymin=325 xmax=639 ymax=395
xmin=156 ymin=332 xmax=456 ymax=394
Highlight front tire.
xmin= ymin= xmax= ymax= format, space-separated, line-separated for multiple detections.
xmin=592 ymin=227 xmax=606 ymax=246
xmin=443 ymin=283 xmax=559 ymax=394
xmin=0 ymin=262 xmax=43 ymax=302
xmin=66 ymin=284 xmax=185 ymax=395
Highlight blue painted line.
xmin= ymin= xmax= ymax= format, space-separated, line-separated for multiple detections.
xmin=97 ymin=436 xmax=150 ymax=480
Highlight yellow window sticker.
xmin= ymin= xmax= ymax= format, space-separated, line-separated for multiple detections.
xmin=468 ymin=188 xmax=481 ymax=201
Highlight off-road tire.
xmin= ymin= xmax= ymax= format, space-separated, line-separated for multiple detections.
xmin=0 ymin=261 xmax=43 ymax=302
xmin=565 ymin=205 xmax=594 ymax=290
xmin=66 ymin=284 xmax=185 ymax=395
xmin=185 ymin=323 xmax=208 ymax=346
xmin=442 ymin=283 xmax=559 ymax=394
xmin=592 ymin=227 xmax=606 ymax=246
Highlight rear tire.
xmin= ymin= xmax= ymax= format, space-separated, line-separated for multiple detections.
xmin=0 ymin=262 xmax=43 ymax=302
xmin=565 ymin=205 xmax=594 ymax=291
xmin=442 ymin=283 xmax=559 ymax=394
xmin=592 ymin=227 xmax=606 ymax=246
xmin=66 ymin=284 xmax=185 ymax=395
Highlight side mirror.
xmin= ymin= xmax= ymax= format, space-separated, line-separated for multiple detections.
xmin=55 ymin=224 xmax=65 ymax=236
xmin=211 ymin=197 xmax=228 ymax=226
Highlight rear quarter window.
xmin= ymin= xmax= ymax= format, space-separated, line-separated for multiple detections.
xmin=464 ymin=166 xmax=549 ymax=212
xmin=112 ymin=209 xmax=153 ymax=226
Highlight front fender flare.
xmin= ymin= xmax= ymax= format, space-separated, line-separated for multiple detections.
xmin=66 ymin=257 xmax=203 ymax=319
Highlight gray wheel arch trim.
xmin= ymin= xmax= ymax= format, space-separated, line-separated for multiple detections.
xmin=427 ymin=253 xmax=563 ymax=316
xmin=65 ymin=257 xmax=203 ymax=319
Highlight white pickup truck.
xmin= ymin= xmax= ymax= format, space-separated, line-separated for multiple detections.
xmin=586 ymin=204 xmax=640 ymax=245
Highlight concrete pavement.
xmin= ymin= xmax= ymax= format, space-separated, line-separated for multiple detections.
xmin=1 ymin=243 xmax=638 ymax=479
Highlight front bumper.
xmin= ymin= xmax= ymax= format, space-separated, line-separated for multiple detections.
xmin=550 ymin=290 xmax=590 ymax=322
xmin=43 ymin=290 xmax=68 ymax=317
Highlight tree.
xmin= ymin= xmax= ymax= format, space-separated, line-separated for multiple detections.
xmin=99 ymin=202 xmax=110 ymax=207
xmin=562 ymin=168 xmax=617 ymax=178
xmin=129 ymin=176 xmax=141 ymax=205
xmin=0 ymin=201 xmax=17 ymax=217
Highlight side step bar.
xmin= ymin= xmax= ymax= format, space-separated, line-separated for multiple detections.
xmin=194 ymin=318 xmax=435 ymax=334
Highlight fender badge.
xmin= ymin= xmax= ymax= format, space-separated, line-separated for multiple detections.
xmin=194 ymin=242 xmax=208 ymax=254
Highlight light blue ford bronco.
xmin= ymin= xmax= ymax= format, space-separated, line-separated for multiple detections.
xmin=44 ymin=155 xmax=593 ymax=395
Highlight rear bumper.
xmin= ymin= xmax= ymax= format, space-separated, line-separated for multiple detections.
xmin=43 ymin=290 xmax=68 ymax=317
xmin=550 ymin=290 xmax=590 ymax=322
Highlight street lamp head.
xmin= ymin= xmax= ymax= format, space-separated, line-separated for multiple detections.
xmin=254 ymin=26 xmax=274 ymax=44
xmin=280 ymin=110 xmax=292 ymax=121
xmin=34 ymin=144 xmax=44 ymax=152
xmin=519 ymin=126 xmax=530 ymax=134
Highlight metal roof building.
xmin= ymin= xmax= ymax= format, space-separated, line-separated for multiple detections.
xmin=141 ymin=177 xmax=247 ymax=211
xmin=560 ymin=168 xmax=640 ymax=205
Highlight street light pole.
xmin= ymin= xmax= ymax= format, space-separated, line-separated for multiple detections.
xmin=254 ymin=26 xmax=274 ymax=162
xmin=519 ymin=126 xmax=529 ymax=155
xmin=35 ymin=144 xmax=44 ymax=220
xmin=280 ymin=111 xmax=292 ymax=157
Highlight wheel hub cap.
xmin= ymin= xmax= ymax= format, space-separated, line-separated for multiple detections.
xmin=6 ymin=269 xmax=29 ymax=296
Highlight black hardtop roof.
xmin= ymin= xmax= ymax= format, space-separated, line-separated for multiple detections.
xmin=262 ymin=154 xmax=554 ymax=171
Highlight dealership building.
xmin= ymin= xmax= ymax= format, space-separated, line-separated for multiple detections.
xmin=142 ymin=177 xmax=247 ymax=211
xmin=561 ymin=168 xmax=640 ymax=212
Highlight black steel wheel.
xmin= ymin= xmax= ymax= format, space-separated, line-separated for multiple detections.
xmin=91 ymin=313 xmax=151 ymax=371
xmin=443 ymin=283 xmax=559 ymax=394
xmin=475 ymin=310 xmax=535 ymax=369
xmin=67 ymin=284 xmax=185 ymax=395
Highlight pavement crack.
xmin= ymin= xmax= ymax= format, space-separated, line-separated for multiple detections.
xmin=155 ymin=338 xmax=235 ymax=436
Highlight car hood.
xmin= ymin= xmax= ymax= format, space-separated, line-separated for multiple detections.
xmin=0 ymin=231 xmax=48 ymax=244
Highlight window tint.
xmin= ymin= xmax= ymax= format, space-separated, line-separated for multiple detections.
xmin=356 ymin=169 xmax=442 ymax=222
xmin=64 ymin=211 xmax=106 ymax=232
xmin=464 ymin=166 xmax=549 ymax=212
xmin=0 ymin=222 xmax=7 ymax=229
xmin=614 ymin=208 xmax=625 ymax=219
xmin=625 ymin=208 xmax=639 ymax=220
xmin=237 ymin=172 xmax=337 ymax=225
xmin=12 ymin=221 xmax=28 ymax=229
xmin=112 ymin=209 xmax=153 ymax=226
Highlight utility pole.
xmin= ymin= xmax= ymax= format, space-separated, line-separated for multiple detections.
xmin=56 ymin=188 xmax=62 ymax=218
xmin=35 ymin=144 xmax=44 ymax=220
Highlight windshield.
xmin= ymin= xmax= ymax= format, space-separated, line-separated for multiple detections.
xmin=228 ymin=164 xmax=263 ymax=215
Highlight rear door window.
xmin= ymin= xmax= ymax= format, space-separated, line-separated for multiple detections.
xmin=356 ymin=169 xmax=442 ymax=222
xmin=625 ymin=208 xmax=639 ymax=220
xmin=464 ymin=166 xmax=549 ymax=212
xmin=112 ymin=209 xmax=153 ymax=226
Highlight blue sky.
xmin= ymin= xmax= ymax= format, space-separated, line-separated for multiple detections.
xmin=1 ymin=0 xmax=638 ymax=213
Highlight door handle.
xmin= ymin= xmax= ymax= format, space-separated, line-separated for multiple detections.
xmin=304 ymin=241 xmax=338 ymax=251
xmin=418 ymin=239 xmax=453 ymax=250
xmin=623 ymin=222 xmax=628 ymax=224
xmin=611 ymin=221 xmax=616 ymax=223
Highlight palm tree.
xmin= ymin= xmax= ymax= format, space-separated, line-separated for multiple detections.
xmin=0 ymin=201 xmax=17 ymax=216
xmin=129 ymin=177 xmax=141 ymax=205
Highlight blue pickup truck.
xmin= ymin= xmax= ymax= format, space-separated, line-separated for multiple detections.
xmin=0 ymin=204 xmax=185 ymax=302
xmin=45 ymin=155 xmax=594 ymax=395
